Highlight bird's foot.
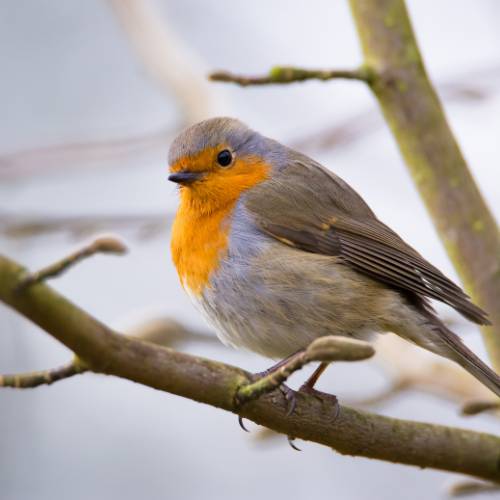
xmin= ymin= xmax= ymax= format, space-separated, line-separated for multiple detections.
xmin=236 ymin=352 xmax=305 ymax=432
xmin=237 ymin=373 xmax=296 ymax=432
xmin=285 ymin=384 xmax=340 ymax=451
xmin=297 ymin=383 xmax=340 ymax=422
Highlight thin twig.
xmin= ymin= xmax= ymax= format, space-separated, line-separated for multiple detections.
xmin=0 ymin=359 xmax=86 ymax=388
xmin=0 ymin=318 xmax=216 ymax=389
xmin=209 ymin=66 xmax=372 ymax=86
xmin=17 ymin=236 xmax=127 ymax=288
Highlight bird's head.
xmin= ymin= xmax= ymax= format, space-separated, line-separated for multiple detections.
xmin=168 ymin=117 xmax=278 ymax=212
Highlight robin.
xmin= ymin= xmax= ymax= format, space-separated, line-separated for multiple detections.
xmin=168 ymin=117 xmax=500 ymax=402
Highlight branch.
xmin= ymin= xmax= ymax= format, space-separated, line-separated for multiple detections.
xmin=291 ymin=64 xmax=500 ymax=153
xmin=108 ymin=0 xmax=217 ymax=124
xmin=356 ymin=334 xmax=500 ymax=415
xmin=0 ymin=359 xmax=86 ymax=388
xmin=348 ymin=0 xmax=500 ymax=369
xmin=1 ymin=254 xmax=499 ymax=482
xmin=0 ymin=212 xmax=170 ymax=241
xmin=461 ymin=400 xmax=500 ymax=417
xmin=0 ymin=318 xmax=215 ymax=389
xmin=17 ymin=236 xmax=127 ymax=288
xmin=209 ymin=66 xmax=371 ymax=86
xmin=449 ymin=480 xmax=500 ymax=498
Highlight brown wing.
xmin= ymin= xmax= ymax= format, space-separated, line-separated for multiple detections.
xmin=244 ymin=158 xmax=490 ymax=325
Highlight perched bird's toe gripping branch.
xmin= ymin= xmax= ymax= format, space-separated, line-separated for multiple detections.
xmin=235 ymin=337 xmax=375 ymax=408
xmin=234 ymin=337 xmax=375 ymax=439
xmin=235 ymin=335 xmax=375 ymax=451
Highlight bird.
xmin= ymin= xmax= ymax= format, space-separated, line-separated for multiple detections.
xmin=167 ymin=116 xmax=500 ymax=401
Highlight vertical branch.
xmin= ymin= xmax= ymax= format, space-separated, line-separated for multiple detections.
xmin=348 ymin=0 xmax=500 ymax=369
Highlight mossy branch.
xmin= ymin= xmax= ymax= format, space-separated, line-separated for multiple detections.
xmin=1 ymin=253 xmax=499 ymax=482
xmin=348 ymin=0 xmax=500 ymax=369
xmin=209 ymin=66 xmax=372 ymax=86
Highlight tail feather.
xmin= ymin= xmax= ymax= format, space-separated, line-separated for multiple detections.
xmin=434 ymin=322 xmax=500 ymax=398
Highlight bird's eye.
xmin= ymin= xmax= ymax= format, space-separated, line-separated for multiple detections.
xmin=216 ymin=149 xmax=232 ymax=167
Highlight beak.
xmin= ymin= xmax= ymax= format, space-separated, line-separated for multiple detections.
xmin=168 ymin=171 xmax=204 ymax=185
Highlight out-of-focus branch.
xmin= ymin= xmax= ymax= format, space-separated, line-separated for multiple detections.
xmin=352 ymin=334 xmax=500 ymax=417
xmin=210 ymin=66 xmax=371 ymax=86
xmin=2 ymin=64 xmax=498 ymax=181
xmin=1 ymin=253 xmax=500 ymax=482
xmin=348 ymin=0 xmax=500 ymax=370
xmin=461 ymin=400 xmax=500 ymax=417
xmin=0 ymin=212 xmax=171 ymax=241
xmin=292 ymin=64 xmax=500 ymax=152
xmin=376 ymin=334 xmax=496 ymax=402
xmin=0 ymin=128 xmax=173 ymax=180
xmin=449 ymin=480 xmax=500 ymax=498
xmin=107 ymin=0 xmax=217 ymax=124
xmin=0 ymin=317 xmax=217 ymax=389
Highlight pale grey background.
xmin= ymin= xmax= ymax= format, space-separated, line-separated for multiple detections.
xmin=1 ymin=1 xmax=499 ymax=499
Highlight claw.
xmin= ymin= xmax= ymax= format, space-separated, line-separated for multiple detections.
xmin=280 ymin=384 xmax=297 ymax=416
xmin=238 ymin=415 xmax=250 ymax=432
xmin=287 ymin=435 xmax=302 ymax=451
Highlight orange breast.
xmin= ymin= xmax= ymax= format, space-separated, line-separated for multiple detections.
xmin=170 ymin=156 xmax=271 ymax=295
xmin=171 ymin=203 xmax=233 ymax=294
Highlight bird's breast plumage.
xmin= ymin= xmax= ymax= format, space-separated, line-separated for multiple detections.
xmin=185 ymin=201 xmax=397 ymax=359
xmin=170 ymin=201 xmax=233 ymax=295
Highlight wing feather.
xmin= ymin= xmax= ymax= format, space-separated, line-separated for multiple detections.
xmin=245 ymin=159 xmax=490 ymax=325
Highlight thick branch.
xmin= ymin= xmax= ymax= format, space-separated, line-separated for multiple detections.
xmin=209 ymin=66 xmax=371 ymax=86
xmin=0 ymin=254 xmax=499 ymax=482
xmin=348 ymin=0 xmax=500 ymax=369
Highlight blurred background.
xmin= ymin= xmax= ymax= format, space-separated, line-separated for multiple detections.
xmin=1 ymin=1 xmax=499 ymax=499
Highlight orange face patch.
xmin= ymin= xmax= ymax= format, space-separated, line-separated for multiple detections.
xmin=170 ymin=146 xmax=270 ymax=294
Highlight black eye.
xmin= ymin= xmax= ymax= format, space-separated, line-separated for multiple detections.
xmin=216 ymin=149 xmax=232 ymax=167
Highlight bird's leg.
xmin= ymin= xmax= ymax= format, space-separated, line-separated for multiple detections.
xmin=299 ymin=361 xmax=329 ymax=392
xmin=253 ymin=350 xmax=304 ymax=379
xmin=259 ymin=351 xmax=305 ymax=416
xmin=298 ymin=362 xmax=339 ymax=419
xmin=286 ymin=362 xmax=339 ymax=451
